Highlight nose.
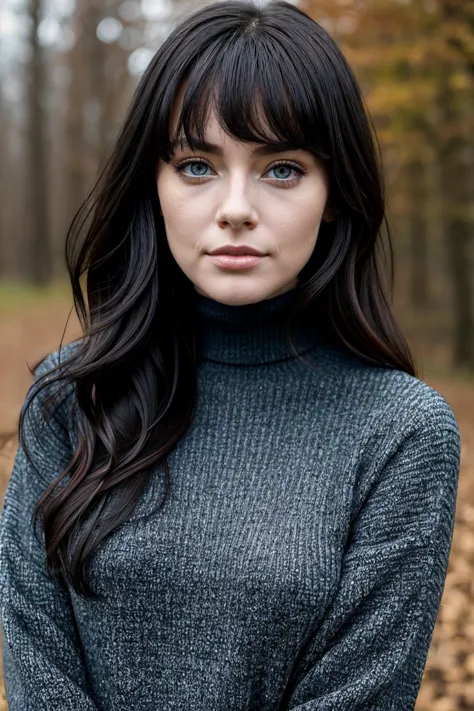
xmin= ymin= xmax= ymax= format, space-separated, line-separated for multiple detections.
xmin=215 ymin=177 xmax=258 ymax=230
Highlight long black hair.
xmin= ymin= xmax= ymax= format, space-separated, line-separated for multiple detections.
xmin=9 ymin=0 xmax=416 ymax=599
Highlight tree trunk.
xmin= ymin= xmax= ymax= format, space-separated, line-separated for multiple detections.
xmin=438 ymin=0 xmax=474 ymax=369
xmin=25 ymin=0 xmax=52 ymax=285
xmin=407 ymin=157 xmax=430 ymax=309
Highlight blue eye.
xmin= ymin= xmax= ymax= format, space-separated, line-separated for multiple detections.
xmin=179 ymin=161 xmax=212 ymax=178
xmin=173 ymin=158 xmax=307 ymax=187
xmin=268 ymin=165 xmax=298 ymax=181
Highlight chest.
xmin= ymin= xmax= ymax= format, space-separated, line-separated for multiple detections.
xmin=85 ymin=421 xmax=356 ymax=623
xmin=79 ymin=366 xmax=368 ymax=635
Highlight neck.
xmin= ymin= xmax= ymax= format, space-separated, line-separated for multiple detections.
xmin=193 ymin=288 xmax=327 ymax=366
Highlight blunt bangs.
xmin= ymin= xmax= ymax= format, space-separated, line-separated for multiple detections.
xmin=158 ymin=18 xmax=332 ymax=164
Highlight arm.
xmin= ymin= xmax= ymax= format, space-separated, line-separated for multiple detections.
xmin=0 ymin=350 xmax=99 ymax=710
xmin=282 ymin=398 xmax=461 ymax=711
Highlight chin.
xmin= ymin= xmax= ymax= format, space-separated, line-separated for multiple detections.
xmin=193 ymin=282 xmax=294 ymax=305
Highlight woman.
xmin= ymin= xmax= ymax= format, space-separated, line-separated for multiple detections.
xmin=0 ymin=1 xmax=461 ymax=709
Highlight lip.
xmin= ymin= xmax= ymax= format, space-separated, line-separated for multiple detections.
xmin=208 ymin=244 xmax=266 ymax=256
xmin=207 ymin=254 xmax=265 ymax=270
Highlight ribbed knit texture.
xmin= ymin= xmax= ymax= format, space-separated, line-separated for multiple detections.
xmin=0 ymin=287 xmax=461 ymax=711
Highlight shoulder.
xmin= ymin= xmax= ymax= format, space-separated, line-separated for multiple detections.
xmin=333 ymin=357 xmax=463 ymax=530
xmin=319 ymin=344 xmax=459 ymax=442
xmin=364 ymin=365 xmax=458 ymax=434
xmin=351 ymin=363 xmax=461 ymax=485
xmin=22 ymin=339 xmax=83 ymax=449
xmin=33 ymin=338 xmax=83 ymax=379
xmin=28 ymin=338 xmax=83 ymax=413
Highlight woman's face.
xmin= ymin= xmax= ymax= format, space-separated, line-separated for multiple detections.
xmin=156 ymin=107 xmax=332 ymax=306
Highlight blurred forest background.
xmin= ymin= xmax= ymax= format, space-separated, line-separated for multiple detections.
xmin=0 ymin=0 xmax=473 ymax=709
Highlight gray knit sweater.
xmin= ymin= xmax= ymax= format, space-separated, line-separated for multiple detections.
xmin=0 ymin=288 xmax=461 ymax=710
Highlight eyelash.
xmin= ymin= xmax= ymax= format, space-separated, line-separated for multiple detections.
xmin=172 ymin=158 xmax=308 ymax=188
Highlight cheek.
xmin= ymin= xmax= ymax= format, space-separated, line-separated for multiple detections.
xmin=297 ymin=179 xmax=328 ymax=222
xmin=274 ymin=194 xmax=326 ymax=243
xmin=272 ymin=174 xmax=327 ymax=223
xmin=156 ymin=181 xmax=205 ymax=260
xmin=164 ymin=208 xmax=207 ymax=243
xmin=157 ymin=174 xmax=204 ymax=229
xmin=156 ymin=170 xmax=177 ymax=215
xmin=156 ymin=164 xmax=187 ymax=214
xmin=272 ymin=190 xmax=327 ymax=264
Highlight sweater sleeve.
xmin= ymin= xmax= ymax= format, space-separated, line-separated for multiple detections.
xmin=0 ymin=349 xmax=99 ymax=711
xmin=283 ymin=397 xmax=461 ymax=711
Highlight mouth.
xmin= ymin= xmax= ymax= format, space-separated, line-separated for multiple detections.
xmin=207 ymin=246 xmax=266 ymax=257
xmin=207 ymin=253 xmax=266 ymax=271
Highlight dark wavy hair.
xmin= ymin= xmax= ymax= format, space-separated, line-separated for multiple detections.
xmin=3 ymin=0 xmax=416 ymax=599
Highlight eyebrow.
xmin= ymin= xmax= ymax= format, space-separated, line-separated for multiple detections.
xmin=170 ymin=136 xmax=306 ymax=157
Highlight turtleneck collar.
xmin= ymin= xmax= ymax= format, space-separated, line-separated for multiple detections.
xmin=193 ymin=288 xmax=327 ymax=365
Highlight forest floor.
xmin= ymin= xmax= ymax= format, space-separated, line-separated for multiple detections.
xmin=0 ymin=282 xmax=473 ymax=710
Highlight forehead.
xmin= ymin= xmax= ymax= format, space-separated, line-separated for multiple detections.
xmin=188 ymin=111 xmax=234 ymax=142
